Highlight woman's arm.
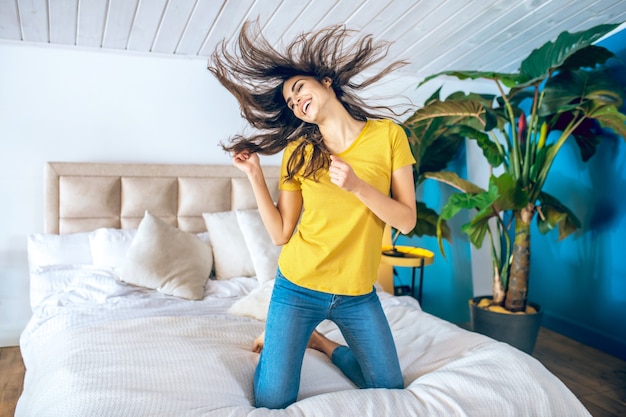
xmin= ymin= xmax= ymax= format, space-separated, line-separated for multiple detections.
xmin=233 ymin=151 xmax=302 ymax=245
xmin=329 ymin=155 xmax=416 ymax=234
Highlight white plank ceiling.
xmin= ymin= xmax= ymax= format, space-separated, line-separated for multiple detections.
xmin=1 ymin=0 xmax=625 ymax=91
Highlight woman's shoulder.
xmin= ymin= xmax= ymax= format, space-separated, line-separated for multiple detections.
xmin=367 ymin=118 xmax=406 ymax=137
xmin=368 ymin=118 xmax=402 ymax=130
xmin=284 ymin=136 xmax=307 ymax=153
xmin=282 ymin=136 xmax=314 ymax=163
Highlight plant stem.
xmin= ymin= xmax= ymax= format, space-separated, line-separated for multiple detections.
xmin=531 ymin=113 xmax=586 ymax=202
xmin=522 ymin=86 xmax=541 ymax=188
xmin=487 ymin=211 xmax=510 ymax=305
xmin=495 ymin=80 xmax=521 ymax=179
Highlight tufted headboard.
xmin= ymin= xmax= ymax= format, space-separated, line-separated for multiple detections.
xmin=44 ymin=162 xmax=280 ymax=234
xmin=43 ymin=161 xmax=393 ymax=293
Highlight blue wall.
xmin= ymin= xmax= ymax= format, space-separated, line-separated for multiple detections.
xmin=529 ymin=29 xmax=626 ymax=360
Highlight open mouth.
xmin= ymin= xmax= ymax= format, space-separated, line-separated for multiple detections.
xmin=302 ymin=100 xmax=311 ymax=115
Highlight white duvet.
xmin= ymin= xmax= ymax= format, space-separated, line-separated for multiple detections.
xmin=16 ymin=266 xmax=590 ymax=417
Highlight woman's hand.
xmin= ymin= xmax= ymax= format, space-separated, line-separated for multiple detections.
xmin=329 ymin=155 xmax=361 ymax=192
xmin=331 ymin=156 xmax=416 ymax=235
xmin=233 ymin=150 xmax=261 ymax=176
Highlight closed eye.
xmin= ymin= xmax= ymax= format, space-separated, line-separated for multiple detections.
xmin=291 ymin=83 xmax=303 ymax=110
xmin=289 ymin=83 xmax=302 ymax=110
xmin=286 ymin=78 xmax=304 ymax=111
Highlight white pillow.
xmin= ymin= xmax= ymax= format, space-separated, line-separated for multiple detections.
xmin=202 ymin=211 xmax=255 ymax=279
xmin=235 ymin=209 xmax=281 ymax=284
xmin=89 ymin=228 xmax=137 ymax=269
xmin=27 ymin=232 xmax=93 ymax=270
xmin=228 ymin=279 xmax=274 ymax=321
xmin=119 ymin=211 xmax=213 ymax=300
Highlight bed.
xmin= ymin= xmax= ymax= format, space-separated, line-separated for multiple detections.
xmin=16 ymin=162 xmax=591 ymax=417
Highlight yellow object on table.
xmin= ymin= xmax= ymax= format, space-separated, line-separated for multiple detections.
xmin=381 ymin=245 xmax=434 ymax=303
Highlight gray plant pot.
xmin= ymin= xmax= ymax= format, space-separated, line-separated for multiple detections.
xmin=469 ymin=296 xmax=543 ymax=354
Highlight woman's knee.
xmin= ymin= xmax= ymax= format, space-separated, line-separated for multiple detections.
xmin=377 ymin=369 xmax=404 ymax=390
xmin=254 ymin=380 xmax=298 ymax=409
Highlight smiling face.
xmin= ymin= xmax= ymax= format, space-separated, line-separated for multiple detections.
xmin=282 ymin=75 xmax=334 ymax=123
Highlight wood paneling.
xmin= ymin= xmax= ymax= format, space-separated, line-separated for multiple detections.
xmin=0 ymin=0 xmax=624 ymax=81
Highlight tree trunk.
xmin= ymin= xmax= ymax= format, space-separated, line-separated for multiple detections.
xmin=504 ymin=204 xmax=535 ymax=312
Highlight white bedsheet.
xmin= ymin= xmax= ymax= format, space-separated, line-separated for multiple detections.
xmin=16 ymin=266 xmax=591 ymax=417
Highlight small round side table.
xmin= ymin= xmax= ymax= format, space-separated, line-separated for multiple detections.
xmin=381 ymin=245 xmax=434 ymax=303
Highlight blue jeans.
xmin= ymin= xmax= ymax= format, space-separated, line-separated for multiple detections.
xmin=254 ymin=270 xmax=404 ymax=409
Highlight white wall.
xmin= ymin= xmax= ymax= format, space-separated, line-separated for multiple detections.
xmin=0 ymin=42 xmax=283 ymax=346
xmin=466 ymin=139 xmax=495 ymax=297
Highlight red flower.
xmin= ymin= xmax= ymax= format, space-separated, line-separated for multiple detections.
xmin=517 ymin=112 xmax=527 ymax=143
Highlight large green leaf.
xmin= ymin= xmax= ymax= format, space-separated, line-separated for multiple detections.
xmin=414 ymin=132 xmax=464 ymax=177
xmin=588 ymin=104 xmax=626 ymax=140
xmin=405 ymin=116 xmax=438 ymax=162
xmin=418 ymin=70 xmax=526 ymax=89
xmin=537 ymin=192 xmax=581 ymax=239
xmin=560 ymin=45 xmax=616 ymax=71
xmin=446 ymin=91 xmax=497 ymax=107
xmin=491 ymin=173 xmax=529 ymax=211
xmin=536 ymin=206 xmax=566 ymax=234
xmin=520 ymin=23 xmax=621 ymax=83
xmin=462 ymin=214 xmax=492 ymax=249
xmin=423 ymin=171 xmax=485 ymax=194
xmin=439 ymin=191 xmax=494 ymax=221
xmin=463 ymin=181 xmax=504 ymax=248
xmin=541 ymin=68 xmax=624 ymax=115
xmin=406 ymin=117 xmax=458 ymax=175
xmin=406 ymin=94 xmax=504 ymax=178
xmin=405 ymin=98 xmax=489 ymax=128
xmin=407 ymin=201 xmax=451 ymax=241
xmin=436 ymin=189 xmax=496 ymax=254
xmin=570 ymin=118 xmax=604 ymax=162
xmin=550 ymin=113 xmax=603 ymax=161
xmin=439 ymin=180 xmax=502 ymax=250
xmin=458 ymin=125 xmax=505 ymax=167
xmin=550 ymin=102 xmax=626 ymax=161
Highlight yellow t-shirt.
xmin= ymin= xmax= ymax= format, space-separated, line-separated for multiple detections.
xmin=278 ymin=119 xmax=416 ymax=295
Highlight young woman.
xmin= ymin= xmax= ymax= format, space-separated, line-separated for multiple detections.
xmin=208 ymin=21 xmax=416 ymax=410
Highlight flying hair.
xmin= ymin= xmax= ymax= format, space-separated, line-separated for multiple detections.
xmin=207 ymin=20 xmax=409 ymax=181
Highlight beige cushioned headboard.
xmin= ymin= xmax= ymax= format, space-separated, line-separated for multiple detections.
xmin=44 ymin=161 xmax=394 ymax=293
xmin=44 ymin=162 xmax=280 ymax=234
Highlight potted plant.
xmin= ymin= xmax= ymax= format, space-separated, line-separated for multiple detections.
xmin=402 ymin=22 xmax=626 ymax=353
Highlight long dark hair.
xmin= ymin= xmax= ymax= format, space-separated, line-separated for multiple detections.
xmin=207 ymin=20 xmax=408 ymax=180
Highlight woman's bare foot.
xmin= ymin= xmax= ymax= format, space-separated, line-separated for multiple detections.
xmin=252 ymin=330 xmax=265 ymax=353
xmin=253 ymin=329 xmax=341 ymax=357
xmin=308 ymin=330 xmax=341 ymax=358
